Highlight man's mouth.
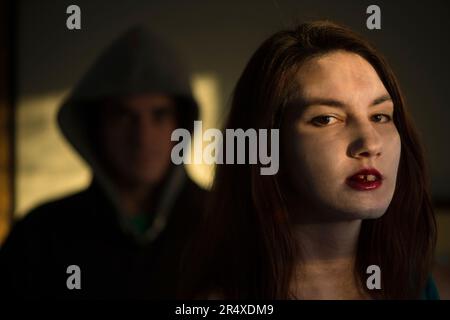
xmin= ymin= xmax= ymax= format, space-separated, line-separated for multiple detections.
xmin=345 ymin=168 xmax=383 ymax=191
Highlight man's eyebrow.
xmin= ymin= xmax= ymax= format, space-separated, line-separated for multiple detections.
xmin=298 ymin=94 xmax=393 ymax=109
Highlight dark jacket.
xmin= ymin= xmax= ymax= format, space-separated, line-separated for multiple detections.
xmin=0 ymin=26 xmax=205 ymax=299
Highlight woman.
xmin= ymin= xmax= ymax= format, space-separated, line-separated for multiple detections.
xmin=180 ymin=20 xmax=437 ymax=299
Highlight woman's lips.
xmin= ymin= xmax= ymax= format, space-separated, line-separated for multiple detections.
xmin=345 ymin=168 xmax=383 ymax=191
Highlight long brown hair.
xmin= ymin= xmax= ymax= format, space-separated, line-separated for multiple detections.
xmin=180 ymin=20 xmax=436 ymax=299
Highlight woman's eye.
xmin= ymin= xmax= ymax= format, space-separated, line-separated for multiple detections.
xmin=310 ymin=115 xmax=338 ymax=126
xmin=371 ymin=114 xmax=392 ymax=123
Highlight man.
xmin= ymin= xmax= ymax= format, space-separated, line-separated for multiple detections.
xmin=0 ymin=26 xmax=205 ymax=299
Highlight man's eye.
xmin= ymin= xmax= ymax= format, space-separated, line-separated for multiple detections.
xmin=109 ymin=108 xmax=133 ymax=122
xmin=310 ymin=115 xmax=338 ymax=126
xmin=371 ymin=114 xmax=392 ymax=123
xmin=152 ymin=108 xmax=175 ymax=123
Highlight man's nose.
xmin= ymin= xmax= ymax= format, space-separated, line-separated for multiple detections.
xmin=130 ymin=117 xmax=160 ymax=144
xmin=347 ymin=122 xmax=382 ymax=159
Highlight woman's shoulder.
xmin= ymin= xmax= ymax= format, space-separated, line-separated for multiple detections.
xmin=421 ymin=275 xmax=440 ymax=300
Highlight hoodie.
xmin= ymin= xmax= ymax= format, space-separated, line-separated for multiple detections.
xmin=0 ymin=26 xmax=206 ymax=299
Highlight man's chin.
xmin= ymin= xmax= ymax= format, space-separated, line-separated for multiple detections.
xmin=133 ymin=169 xmax=168 ymax=184
xmin=112 ymin=169 xmax=165 ymax=188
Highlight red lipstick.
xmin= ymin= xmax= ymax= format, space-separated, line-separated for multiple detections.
xmin=346 ymin=168 xmax=383 ymax=191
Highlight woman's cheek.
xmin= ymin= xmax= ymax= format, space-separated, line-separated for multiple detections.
xmin=295 ymin=132 xmax=342 ymax=183
xmin=387 ymin=131 xmax=402 ymax=176
xmin=381 ymin=127 xmax=401 ymax=161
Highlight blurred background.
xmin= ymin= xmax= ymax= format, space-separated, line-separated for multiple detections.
xmin=0 ymin=0 xmax=449 ymax=297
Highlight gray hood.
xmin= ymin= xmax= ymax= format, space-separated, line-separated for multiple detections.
xmin=57 ymin=26 xmax=199 ymax=242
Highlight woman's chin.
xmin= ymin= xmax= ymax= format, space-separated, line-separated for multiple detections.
xmin=331 ymin=205 xmax=389 ymax=221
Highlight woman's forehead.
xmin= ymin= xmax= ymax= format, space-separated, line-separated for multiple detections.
xmin=295 ymin=50 xmax=389 ymax=105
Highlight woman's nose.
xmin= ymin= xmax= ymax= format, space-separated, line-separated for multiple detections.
xmin=347 ymin=123 xmax=382 ymax=159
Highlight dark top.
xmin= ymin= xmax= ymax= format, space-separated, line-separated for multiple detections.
xmin=0 ymin=178 xmax=205 ymax=299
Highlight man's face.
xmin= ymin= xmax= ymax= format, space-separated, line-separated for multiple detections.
xmin=99 ymin=93 xmax=177 ymax=186
xmin=282 ymin=50 xmax=401 ymax=223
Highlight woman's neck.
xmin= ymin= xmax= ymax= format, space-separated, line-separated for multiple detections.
xmin=290 ymin=220 xmax=369 ymax=299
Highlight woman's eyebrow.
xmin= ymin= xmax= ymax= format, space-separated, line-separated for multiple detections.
xmin=371 ymin=94 xmax=392 ymax=106
xmin=298 ymin=94 xmax=392 ymax=109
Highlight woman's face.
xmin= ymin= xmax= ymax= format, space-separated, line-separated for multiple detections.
xmin=282 ymin=50 xmax=401 ymax=222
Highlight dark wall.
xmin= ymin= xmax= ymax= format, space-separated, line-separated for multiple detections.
xmin=18 ymin=0 xmax=450 ymax=201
